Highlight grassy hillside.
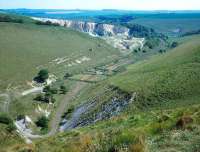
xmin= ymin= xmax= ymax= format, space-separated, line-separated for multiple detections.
xmin=34 ymin=104 xmax=200 ymax=152
xmin=30 ymin=35 xmax=200 ymax=152
xmin=131 ymin=13 xmax=200 ymax=36
xmin=133 ymin=18 xmax=200 ymax=35
xmin=0 ymin=13 xmax=120 ymax=91
xmin=0 ymin=124 xmax=25 ymax=152
xmin=110 ymin=35 xmax=200 ymax=108
xmin=1 ymin=12 xmax=200 ymax=152
xmin=67 ymin=35 xmax=200 ymax=113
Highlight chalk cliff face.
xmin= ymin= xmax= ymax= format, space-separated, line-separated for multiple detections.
xmin=32 ymin=17 xmax=145 ymax=50
xmin=33 ymin=17 xmax=130 ymax=37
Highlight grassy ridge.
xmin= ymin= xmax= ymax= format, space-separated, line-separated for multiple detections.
xmin=110 ymin=35 xmax=200 ymax=108
xmin=132 ymin=18 xmax=200 ymax=36
xmin=33 ymin=104 xmax=200 ymax=152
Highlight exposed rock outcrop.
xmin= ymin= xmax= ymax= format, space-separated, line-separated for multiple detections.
xmin=59 ymin=89 xmax=135 ymax=131
xmin=32 ymin=17 xmax=145 ymax=50
xmin=33 ymin=17 xmax=129 ymax=37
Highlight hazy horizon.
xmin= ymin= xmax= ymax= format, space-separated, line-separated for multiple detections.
xmin=1 ymin=8 xmax=200 ymax=11
xmin=0 ymin=0 xmax=200 ymax=10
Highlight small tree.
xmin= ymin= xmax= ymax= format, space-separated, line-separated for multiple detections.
xmin=34 ymin=94 xmax=44 ymax=102
xmin=36 ymin=69 xmax=49 ymax=83
xmin=142 ymin=49 xmax=146 ymax=53
xmin=36 ymin=116 xmax=49 ymax=129
xmin=171 ymin=42 xmax=178 ymax=48
xmin=159 ymin=49 xmax=163 ymax=53
xmin=43 ymin=86 xmax=51 ymax=93
xmin=60 ymin=85 xmax=67 ymax=94
xmin=64 ymin=73 xmax=72 ymax=79
xmin=50 ymin=87 xmax=58 ymax=94
xmin=44 ymin=92 xmax=52 ymax=103
xmin=0 ymin=114 xmax=13 ymax=125
xmin=6 ymin=123 xmax=16 ymax=132
xmin=16 ymin=114 xmax=25 ymax=121
xmin=0 ymin=114 xmax=16 ymax=132
xmin=43 ymin=86 xmax=58 ymax=94
xmin=51 ymin=97 xmax=56 ymax=103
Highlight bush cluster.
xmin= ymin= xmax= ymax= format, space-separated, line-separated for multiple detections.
xmin=35 ymin=20 xmax=59 ymax=26
xmin=35 ymin=115 xmax=49 ymax=130
xmin=0 ymin=15 xmax=23 ymax=23
xmin=34 ymin=69 xmax=49 ymax=83
xmin=0 ymin=114 xmax=16 ymax=132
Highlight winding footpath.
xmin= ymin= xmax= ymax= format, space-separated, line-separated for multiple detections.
xmin=47 ymin=81 xmax=86 ymax=136
xmin=16 ymin=82 xmax=87 ymax=143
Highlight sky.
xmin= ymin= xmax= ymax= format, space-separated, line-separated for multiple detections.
xmin=0 ymin=0 xmax=200 ymax=10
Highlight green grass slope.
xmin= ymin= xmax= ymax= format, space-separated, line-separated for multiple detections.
xmin=132 ymin=17 xmax=200 ymax=36
xmin=0 ymin=14 xmax=120 ymax=91
xmin=31 ymin=35 xmax=200 ymax=152
xmin=70 ymin=35 xmax=200 ymax=113
xmin=1 ymin=32 xmax=199 ymax=152
xmin=34 ymin=104 xmax=200 ymax=152
xmin=1 ymin=13 xmax=200 ymax=152
xmin=0 ymin=124 xmax=25 ymax=152
xmin=110 ymin=35 xmax=200 ymax=108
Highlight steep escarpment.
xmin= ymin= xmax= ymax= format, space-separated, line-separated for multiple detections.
xmin=59 ymin=86 xmax=134 ymax=131
xmin=33 ymin=17 xmax=145 ymax=50
xmin=33 ymin=17 xmax=129 ymax=37
xmin=33 ymin=17 xmax=169 ymax=51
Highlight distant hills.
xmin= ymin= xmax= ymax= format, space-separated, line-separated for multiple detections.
xmin=2 ymin=9 xmax=200 ymax=36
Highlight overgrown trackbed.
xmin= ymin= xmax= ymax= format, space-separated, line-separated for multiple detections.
xmin=47 ymin=81 xmax=86 ymax=136
xmin=16 ymin=81 xmax=87 ymax=141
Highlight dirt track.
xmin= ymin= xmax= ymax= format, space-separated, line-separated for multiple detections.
xmin=15 ymin=81 xmax=87 ymax=142
xmin=47 ymin=81 xmax=86 ymax=136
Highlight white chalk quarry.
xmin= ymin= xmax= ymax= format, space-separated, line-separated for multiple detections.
xmin=32 ymin=17 xmax=145 ymax=51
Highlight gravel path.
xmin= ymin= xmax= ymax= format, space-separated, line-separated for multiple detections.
xmin=21 ymin=87 xmax=43 ymax=96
